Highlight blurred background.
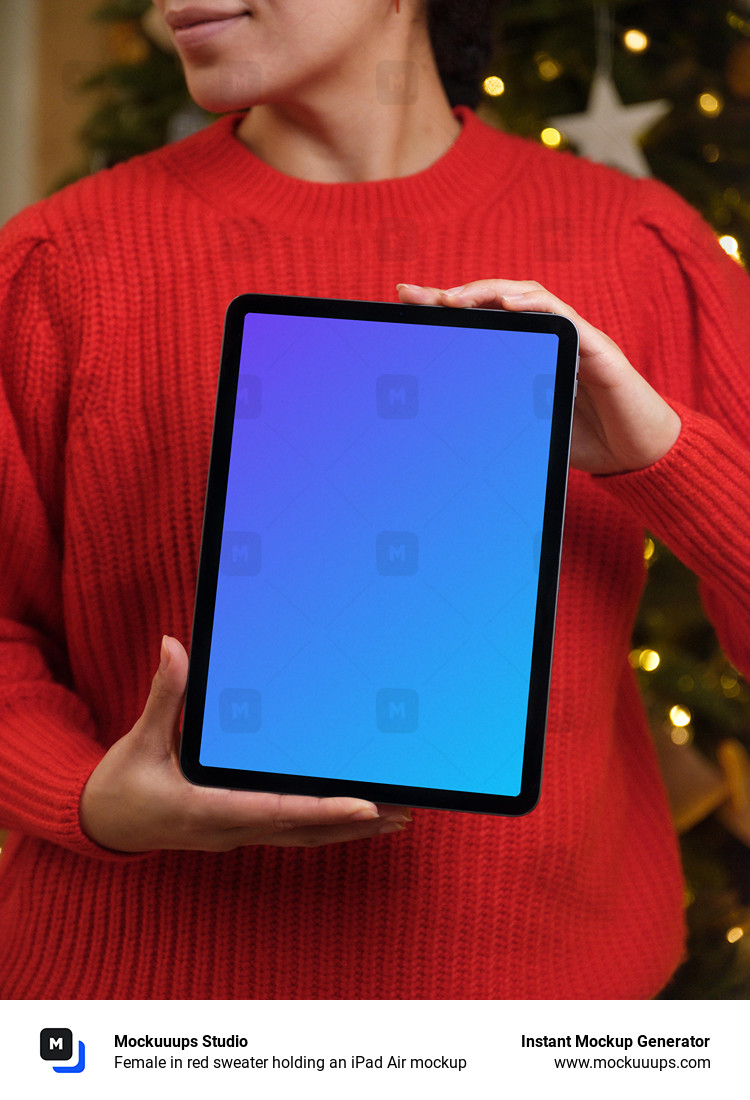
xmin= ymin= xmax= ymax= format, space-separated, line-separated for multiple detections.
xmin=1 ymin=0 xmax=749 ymax=998
xmin=1 ymin=1 xmax=107 ymax=225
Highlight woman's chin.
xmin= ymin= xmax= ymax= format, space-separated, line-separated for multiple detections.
xmin=185 ymin=72 xmax=264 ymax=115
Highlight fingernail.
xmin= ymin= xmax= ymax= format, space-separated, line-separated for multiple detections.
xmin=380 ymin=811 xmax=411 ymax=825
xmin=397 ymin=283 xmax=421 ymax=292
xmin=379 ymin=821 xmax=407 ymax=834
xmin=444 ymin=285 xmax=467 ymax=294
xmin=348 ymin=805 xmax=379 ymax=821
xmin=159 ymin=636 xmax=171 ymax=672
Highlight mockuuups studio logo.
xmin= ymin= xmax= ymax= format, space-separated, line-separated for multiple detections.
xmin=376 ymin=373 xmax=418 ymax=418
xmin=376 ymin=60 xmax=419 ymax=104
xmin=40 ymin=1028 xmax=86 ymax=1074
xmin=377 ymin=688 xmax=419 ymax=733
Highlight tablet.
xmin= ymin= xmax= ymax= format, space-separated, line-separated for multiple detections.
xmin=180 ymin=294 xmax=578 ymax=815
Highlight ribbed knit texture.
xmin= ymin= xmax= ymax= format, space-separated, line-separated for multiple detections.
xmin=1 ymin=106 xmax=749 ymax=999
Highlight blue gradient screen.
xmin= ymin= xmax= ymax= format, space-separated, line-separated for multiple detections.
xmin=199 ymin=312 xmax=559 ymax=797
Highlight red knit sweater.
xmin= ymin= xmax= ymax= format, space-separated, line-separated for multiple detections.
xmin=2 ymin=107 xmax=750 ymax=999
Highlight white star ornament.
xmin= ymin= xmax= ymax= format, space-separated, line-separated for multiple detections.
xmin=550 ymin=70 xmax=671 ymax=177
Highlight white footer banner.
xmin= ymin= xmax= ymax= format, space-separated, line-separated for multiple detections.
xmin=3 ymin=999 xmax=742 ymax=1099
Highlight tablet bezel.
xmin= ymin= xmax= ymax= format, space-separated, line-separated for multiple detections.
xmin=180 ymin=294 xmax=578 ymax=816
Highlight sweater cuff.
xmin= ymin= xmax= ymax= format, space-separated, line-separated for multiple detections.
xmin=594 ymin=401 xmax=750 ymax=600
xmin=1 ymin=702 xmax=156 ymax=863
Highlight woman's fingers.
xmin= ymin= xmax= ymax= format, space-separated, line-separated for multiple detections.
xmin=398 ymin=279 xmax=545 ymax=309
xmin=193 ymin=787 xmax=394 ymax=831
xmin=158 ymin=793 xmax=410 ymax=851
xmin=395 ymin=278 xmax=681 ymax=474
xmin=215 ymin=815 xmax=410 ymax=851
xmin=81 ymin=633 xmax=413 ymax=852
xmin=397 ymin=280 xmax=624 ymax=381
xmin=133 ymin=635 xmax=189 ymax=761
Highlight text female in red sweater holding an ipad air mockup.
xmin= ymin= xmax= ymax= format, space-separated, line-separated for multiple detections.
xmin=0 ymin=0 xmax=749 ymax=998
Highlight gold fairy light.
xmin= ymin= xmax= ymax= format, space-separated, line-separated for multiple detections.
xmin=639 ymin=649 xmax=660 ymax=672
xmin=669 ymin=705 xmax=691 ymax=727
xmin=483 ymin=76 xmax=505 ymax=97
xmin=726 ymin=926 xmax=744 ymax=944
xmin=540 ymin=127 xmax=562 ymax=148
xmin=719 ymin=235 xmax=740 ymax=259
xmin=623 ymin=29 xmax=649 ymax=53
xmin=726 ymin=11 xmax=750 ymax=34
xmin=721 ymin=670 xmax=742 ymax=697
xmin=670 ymin=726 xmax=691 ymax=746
xmin=535 ymin=52 xmax=563 ymax=81
xmin=698 ymin=92 xmax=723 ymax=116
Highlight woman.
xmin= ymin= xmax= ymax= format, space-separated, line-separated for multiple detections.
xmin=0 ymin=0 xmax=748 ymax=998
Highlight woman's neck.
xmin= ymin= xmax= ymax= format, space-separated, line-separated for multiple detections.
xmin=235 ymin=43 xmax=461 ymax=183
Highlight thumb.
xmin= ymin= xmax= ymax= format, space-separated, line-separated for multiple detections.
xmin=136 ymin=635 xmax=189 ymax=755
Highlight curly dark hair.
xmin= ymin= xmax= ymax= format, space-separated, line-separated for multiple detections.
xmin=428 ymin=0 xmax=497 ymax=108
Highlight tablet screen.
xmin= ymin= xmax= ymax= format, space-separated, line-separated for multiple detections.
xmin=180 ymin=295 xmax=578 ymax=815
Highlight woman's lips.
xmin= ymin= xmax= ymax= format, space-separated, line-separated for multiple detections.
xmin=172 ymin=13 xmax=248 ymax=50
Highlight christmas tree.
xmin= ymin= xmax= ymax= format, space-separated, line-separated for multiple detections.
xmin=480 ymin=0 xmax=750 ymax=1000
xmin=65 ymin=0 xmax=750 ymax=997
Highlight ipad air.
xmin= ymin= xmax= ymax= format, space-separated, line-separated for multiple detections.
xmin=180 ymin=294 xmax=578 ymax=815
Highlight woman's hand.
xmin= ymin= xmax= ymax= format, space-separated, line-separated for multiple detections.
xmin=79 ymin=637 xmax=410 ymax=853
xmin=396 ymin=280 xmax=681 ymax=476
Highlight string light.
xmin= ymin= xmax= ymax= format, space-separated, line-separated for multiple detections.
xmin=640 ymin=649 xmax=660 ymax=672
xmin=540 ymin=127 xmax=562 ymax=148
xmin=702 ymin=143 xmax=720 ymax=163
xmin=698 ymin=91 xmax=723 ymax=116
xmin=719 ymin=235 xmax=741 ymax=263
xmin=629 ymin=648 xmax=660 ymax=671
xmin=726 ymin=926 xmax=744 ymax=944
xmin=643 ymin=537 xmax=655 ymax=562
xmin=535 ymin=52 xmax=563 ymax=81
xmin=721 ymin=670 xmax=742 ymax=697
xmin=623 ymin=29 xmax=649 ymax=53
xmin=669 ymin=705 xmax=692 ymax=727
xmin=668 ymin=704 xmax=692 ymax=745
xmin=726 ymin=11 xmax=750 ymax=35
xmin=483 ymin=76 xmax=505 ymax=97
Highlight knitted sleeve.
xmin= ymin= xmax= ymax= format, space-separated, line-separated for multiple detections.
xmin=0 ymin=208 xmax=149 ymax=861
xmin=599 ymin=180 xmax=750 ymax=680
